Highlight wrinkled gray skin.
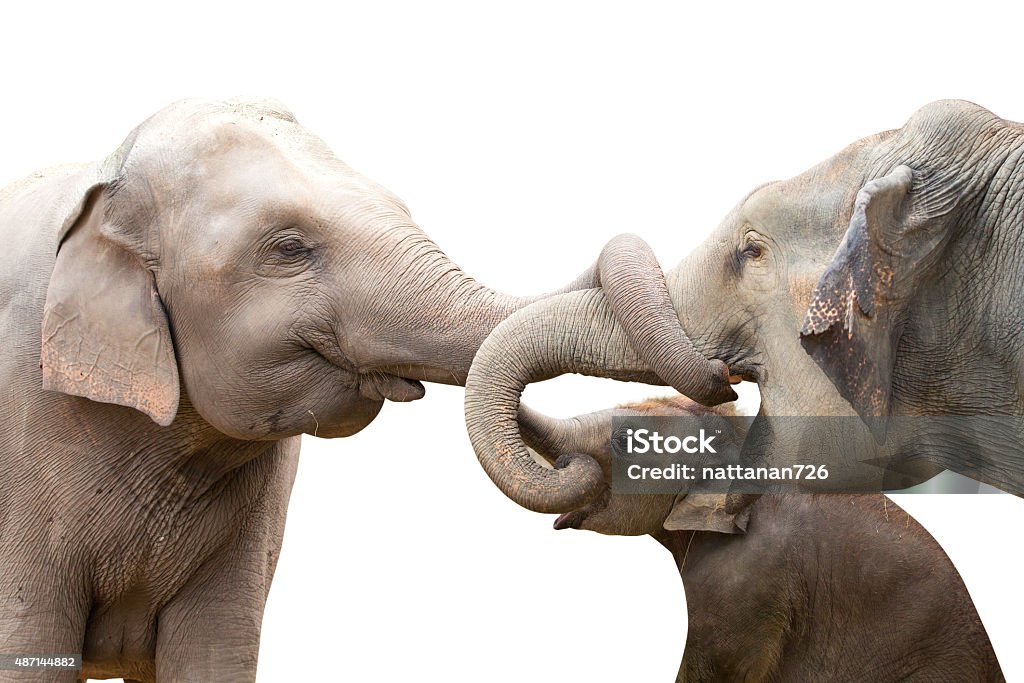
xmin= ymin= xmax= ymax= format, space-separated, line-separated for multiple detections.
xmin=0 ymin=98 xmax=607 ymax=683
xmin=466 ymin=100 xmax=1024 ymax=514
xmin=519 ymin=396 xmax=1004 ymax=682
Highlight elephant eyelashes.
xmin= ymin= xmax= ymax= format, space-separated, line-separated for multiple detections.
xmin=274 ymin=237 xmax=309 ymax=258
xmin=259 ymin=233 xmax=316 ymax=274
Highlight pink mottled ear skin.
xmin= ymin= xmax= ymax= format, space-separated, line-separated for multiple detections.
xmin=41 ymin=188 xmax=179 ymax=426
xmin=800 ymin=166 xmax=916 ymax=424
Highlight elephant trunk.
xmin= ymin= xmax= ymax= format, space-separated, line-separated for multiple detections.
xmin=596 ymin=234 xmax=736 ymax=406
xmin=465 ymin=288 xmax=665 ymax=513
xmin=465 ymin=233 xmax=736 ymax=513
xmin=516 ymin=404 xmax=588 ymax=463
xmin=357 ymin=226 xmax=599 ymax=387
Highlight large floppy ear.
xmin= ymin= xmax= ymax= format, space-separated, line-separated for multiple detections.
xmin=800 ymin=165 xmax=952 ymax=429
xmin=41 ymin=165 xmax=179 ymax=426
xmin=663 ymin=493 xmax=752 ymax=534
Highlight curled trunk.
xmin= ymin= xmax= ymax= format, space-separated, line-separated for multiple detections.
xmin=596 ymin=234 xmax=735 ymax=406
xmin=465 ymin=288 xmax=666 ymax=513
xmin=516 ymin=404 xmax=587 ymax=462
xmin=465 ymin=233 xmax=735 ymax=513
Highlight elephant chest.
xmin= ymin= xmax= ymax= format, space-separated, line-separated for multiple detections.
xmin=77 ymin=437 xmax=300 ymax=675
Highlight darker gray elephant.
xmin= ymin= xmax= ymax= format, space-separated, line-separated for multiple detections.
xmin=465 ymin=100 xmax=1024 ymax=514
xmin=518 ymin=396 xmax=1004 ymax=682
xmin=0 ymin=98 xmax=608 ymax=682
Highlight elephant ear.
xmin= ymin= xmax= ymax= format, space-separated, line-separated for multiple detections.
xmin=41 ymin=167 xmax=180 ymax=426
xmin=663 ymin=493 xmax=752 ymax=534
xmin=800 ymin=165 xmax=952 ymax=435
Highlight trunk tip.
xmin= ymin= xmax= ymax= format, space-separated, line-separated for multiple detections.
xmin=692 ymin=359 xmax=739 ymax=406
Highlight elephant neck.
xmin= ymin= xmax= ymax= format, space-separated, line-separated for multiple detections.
xmin=756 ymin=363 xmax=859 ymax=418
xmin=891 ymin=213 xmax=1024 ymax=416
xmin=144 ymin=393 xmax=272 ymax=481
xmin=884 ymin=118 xmax=1024 ymax=416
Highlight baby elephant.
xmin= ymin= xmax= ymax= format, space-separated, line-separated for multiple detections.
xmin=518 ymin=396 xmax=1003 ymax=682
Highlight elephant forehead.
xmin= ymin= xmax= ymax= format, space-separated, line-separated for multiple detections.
xmin=740 ymin=134 xmax=882 ymax=241
xmin=123 ymin=99 xmax=411 ymax=220
xmin=742 ymin=173 xmax=854 ymax=244
xmin=134 ymin=107 xmax=343 ymax=189
xmin=144 ymin=99 xmax=309 ymax=152
xmin=189 ymin=144 xmax=316 ymax=210
xmin=184 ymin=125 xmax=409 ymax=223
xmin=742 ymin=181 xmax=814 ymax=226
xmin=159 ymin=142 xmax=390 ymax=233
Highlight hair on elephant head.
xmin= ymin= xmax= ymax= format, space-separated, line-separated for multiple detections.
xmin=466 ymin=100 xmax=1024 ymax=506
xmin=40 ymin=98 xmax=599 ymax=439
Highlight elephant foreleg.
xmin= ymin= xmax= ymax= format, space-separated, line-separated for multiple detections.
xmin=154 ymin=439 xmax=296 ymax=682
xmin=0 ymin=562 xmax=88 ymax=683
xmin=154 ymin=553 xmax=269 ymax=682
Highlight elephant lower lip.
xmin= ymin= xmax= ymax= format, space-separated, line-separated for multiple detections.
xmin=358 ymin=375 xmax=426 ymax=402
xmin=553 ymin=510 xmax=585 ymax=530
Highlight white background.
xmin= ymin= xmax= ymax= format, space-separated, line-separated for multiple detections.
xmin=2 ymin=2 xmax=1022 ymax=681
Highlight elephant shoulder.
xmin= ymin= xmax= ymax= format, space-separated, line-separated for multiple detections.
xmin=0 ymin=164 xmax=95 ymax=357
xmin=0 ymin=163 xmax=93 ymax=265
xmin=0 ymin=163 xmax=93 ymax=249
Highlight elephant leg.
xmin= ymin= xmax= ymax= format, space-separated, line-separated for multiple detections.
xmin=155 ymin=439 xmax=296 ymax=682
xmin=155 ymin=561 xmax=268 ymax=682
xmin=0 ymin=661 xmax=78 ymax=683
xmin=0 ymin=671 xmax=77 ymax=683
xmin=0 ymin=566 xmax=88 ymax=683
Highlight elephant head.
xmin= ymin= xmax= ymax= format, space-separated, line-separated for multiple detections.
xmin=466 ymin=100 xmax=1024 ymax=511
xmin=517 ymin=396 xmax=752 ymax=536
xmin=40 ymin=97 xmax=600 ymax=440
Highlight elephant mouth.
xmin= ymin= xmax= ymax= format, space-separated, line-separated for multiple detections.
xmin=552 ymin=486 xmax=609 ymax=530
xmin=553 ymin=509 xmax=587 ymax=530
xmin=356 ymin=372 xmax=426 ymax=402
xmin=729 ymin=367 xmax=757 ymax=384
xmin=299 ymin=331 xmax=427 ymax=403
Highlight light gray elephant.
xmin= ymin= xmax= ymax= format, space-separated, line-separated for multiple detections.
xmin=517 ymin=396 xmax=1004 ymax=682
xmin=0 ymin=98 xmax=609 ymax=682
xmin=465 ymin=99 xmax=1024 ymax=514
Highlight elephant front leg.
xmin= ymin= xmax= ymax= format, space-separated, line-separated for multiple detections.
xmin=0 ymin=667 xmax=78 ymax=683
xmin=154 ymin=557 xmax=270 ymax=683
xmin=155 ymin=437 xmax=296 ymax=682
xmin=0 ymin=621 xmax=86 ymax=682
xmin=0 ymin=571 xmax=89 ymax=683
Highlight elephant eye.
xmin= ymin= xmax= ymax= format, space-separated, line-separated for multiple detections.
xmin=740 ymin=241 xmax=764 ymax=260
xmin=275 ymin=237 xmax=308 ymax=257
xmin=258 ymin=233 xmax=316 ymax=276
xmin=612 ymin=427 xmax=631 ymax=453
